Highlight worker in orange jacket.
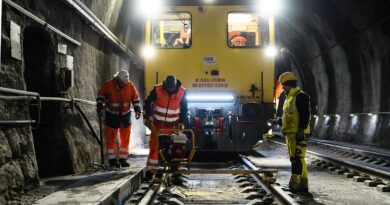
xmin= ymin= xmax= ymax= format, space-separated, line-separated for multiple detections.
xmin=97 ymin=70 xmax=141 ymax=168
xmin=143 ymin=75 xmax=188 ymax=174
xmin=230 ymin=33 xmax=247 ymax=46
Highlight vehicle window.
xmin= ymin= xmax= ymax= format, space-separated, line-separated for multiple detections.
xmin=151 ymin=12 xmax=192 ymax=48
xmin=227 ymin=12 xmax=269 ymax=48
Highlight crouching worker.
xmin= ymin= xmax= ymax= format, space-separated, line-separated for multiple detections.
xmin=268 ymin=71 xmax=311 ymax=193
xmin=97 ymin=70 xmax=141 ymax=168
xmin=143 ymin=75 xmax=188 ymax=178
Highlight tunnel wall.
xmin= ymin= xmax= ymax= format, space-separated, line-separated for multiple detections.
xmin=0 ymin=0 xmax=144 ymax=201
xmin=276 ymin=0 xmax=390 ymax=148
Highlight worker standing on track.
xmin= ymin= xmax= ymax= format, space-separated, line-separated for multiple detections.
xmin=96 ymin=70 xmax=141 ymax=168
xmin=143 ymin=75 xmax=188 ymax=177
xmin=269 ymin=71 xmax=311 ymax=193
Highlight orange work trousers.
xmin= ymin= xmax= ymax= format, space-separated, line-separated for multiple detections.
xmin=105 ymin=124 xmax=131 ymax=159
xmin=146 ymin=121 xmax=177 ymax=170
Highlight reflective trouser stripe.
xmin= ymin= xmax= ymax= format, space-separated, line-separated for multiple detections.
xmin=107 ymin=148 xmax=117 ymax=159
xmin=118 ymin=147 xmax=129 ymax=159
xmin=105 ymin=124 xmax=131 ymax=159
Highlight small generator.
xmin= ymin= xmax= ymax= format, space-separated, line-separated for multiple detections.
xmin=157 ymin=129 xmax=196 ymax=170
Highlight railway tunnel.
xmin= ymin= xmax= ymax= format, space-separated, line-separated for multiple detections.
xmin=0 ymin=0 xmax=389 ymax=204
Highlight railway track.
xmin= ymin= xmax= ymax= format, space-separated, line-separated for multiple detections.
xmin=125 ymin=157 xmax=300 ymax=205
xmin=264 ymin=138 xmax=390 ymax=193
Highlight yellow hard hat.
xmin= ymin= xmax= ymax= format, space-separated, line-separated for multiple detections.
xmin=279 ymin=72 xmax=296 ymax=84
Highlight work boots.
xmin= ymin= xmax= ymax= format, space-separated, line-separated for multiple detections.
xmin=119 ymin=158 xmax=130 ymax=167
xmin=288 ymin=174 xmax=300 ymax=192
xmin=299 ymin=178 xmax=309 ymax=192
xmin=109 ymin=158 xmax=121 ymax=169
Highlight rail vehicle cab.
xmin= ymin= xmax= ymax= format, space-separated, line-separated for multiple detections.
xmin=142 ymin=2 xmax=276 ymax=153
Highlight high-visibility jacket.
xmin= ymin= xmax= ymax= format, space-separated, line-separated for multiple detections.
xmin=282 ymin=86 xmax=311 ymax=134
xmin=153 ymin=84 xmax=185 ymax=123
xmin=97 ymin=79 xmax=140 ymax=127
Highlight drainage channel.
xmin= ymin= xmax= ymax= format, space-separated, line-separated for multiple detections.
xmin=125 ymin=160 xmax=299 ymax=205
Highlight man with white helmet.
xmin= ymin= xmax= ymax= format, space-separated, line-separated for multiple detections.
xmin=97 ymin=70 xmax=141 ymax=168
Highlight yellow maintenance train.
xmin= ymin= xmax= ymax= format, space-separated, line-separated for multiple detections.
xmin=142 ymin=1 xmax=276 ymax=153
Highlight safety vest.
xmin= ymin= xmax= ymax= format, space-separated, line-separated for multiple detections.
xmin=97 ymin=79 xmax=140 ymax=115
xmin=282 ymin=86 xmax=311 ymax=134
xmin=153 ymin=84 xmax=185 ymax=123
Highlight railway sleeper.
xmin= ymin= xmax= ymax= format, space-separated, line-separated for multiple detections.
xmin=241 ymin=186 xmax=261 ymax=193
xmin=344 ymin=171 xmax=360 ymax=178
xmin=245 ymin=191 xmax=265 ymax=200
xmin=376 ymin=183 xmax=390 ymax=192
xmin=168 ymin=198 xmax=185 ymax=205
xmin=364 ymin=178 xmax=385 ymax=187
xmin=246 ymin=199 xmax=264 ymax=205
xmin=353 ymin=174 xmax=371 ymax=182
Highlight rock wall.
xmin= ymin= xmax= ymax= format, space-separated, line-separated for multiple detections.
xmin=0 ymin=0 xmax=144 ymax=201
xmin=276 ymin=0 xmax=390 ymax=147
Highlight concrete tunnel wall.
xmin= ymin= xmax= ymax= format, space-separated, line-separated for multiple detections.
xmin=0 ymin=0 xmax=145 ymax=201
xmin=276 ymin=0 xmax=390 ymax=148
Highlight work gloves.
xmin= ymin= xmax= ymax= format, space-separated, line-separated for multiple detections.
xmin=97 ymin=103 xmax=104 ymax=117
xmin=135 ymin=111 xmax=141 ymax=120
xmin=296 ymin=128 xmax=305 ymax=141
xmin=144 ymin=116 xmax=153 ymax=128
xmin=267 ymin=117 xmax=281 ymax=127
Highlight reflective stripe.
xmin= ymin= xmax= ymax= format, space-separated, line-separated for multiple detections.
xmin=155 ymin=105 xmax=180 ymax=114
xmin=110 ymin=102 xmax=130 ymax=107
xmin=118 ymin=153 xmax=128 ymax=158
xmin=107 ymin=149 xmax=116 ymax=154
xmin=153 ymin=114 xmax=179 ymax=122
xmin=133 ymin=102 xmax=140 ymax=106
xmin=147 ymin=159 xmax=158 ymax=164
xmin=106 ymin=108 xmax=131 ymax=115
xmin=119 ymin=148 xmax=128 ymax=152
xmin=107 ymin=152 xmax=117 ymax=159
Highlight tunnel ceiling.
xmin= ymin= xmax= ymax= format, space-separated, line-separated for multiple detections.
xmin=276 ymin=0 xmax=390 ymax=115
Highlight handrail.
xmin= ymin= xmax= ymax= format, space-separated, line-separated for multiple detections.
xmin=0 ymin=86 xmax=103 ymax=165
xmin=0 ymin=87 xmax=41 ymax=127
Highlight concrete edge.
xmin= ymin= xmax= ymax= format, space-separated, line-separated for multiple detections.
xmin=98 ymin=167 xmax=146 ymax=205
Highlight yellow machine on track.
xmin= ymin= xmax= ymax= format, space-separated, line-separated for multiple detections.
xmin=142 ymin=1 xmax=277 ymax=153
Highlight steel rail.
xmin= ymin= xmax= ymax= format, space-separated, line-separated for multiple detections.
xmin=309 ymin=139 xmax=390 ymax=160
xmin=240 ymin=155 xmax=300 ymax=205
xmin=271 ymin=140 xmax=390 ymax=180
xmin=138 ymin=184 xmax=160 ymax=205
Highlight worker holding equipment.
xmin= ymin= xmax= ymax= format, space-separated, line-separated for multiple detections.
xmin=268 ymin=71 xmax=311 ymax=193
xmin=97 ymin=70 xmax=141 ymax=168
xmin=143 ymin=75 xmax=188 ymax=176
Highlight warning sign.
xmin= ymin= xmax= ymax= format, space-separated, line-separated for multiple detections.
xmin=192 ymin=78 xmax=228 ymax=88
